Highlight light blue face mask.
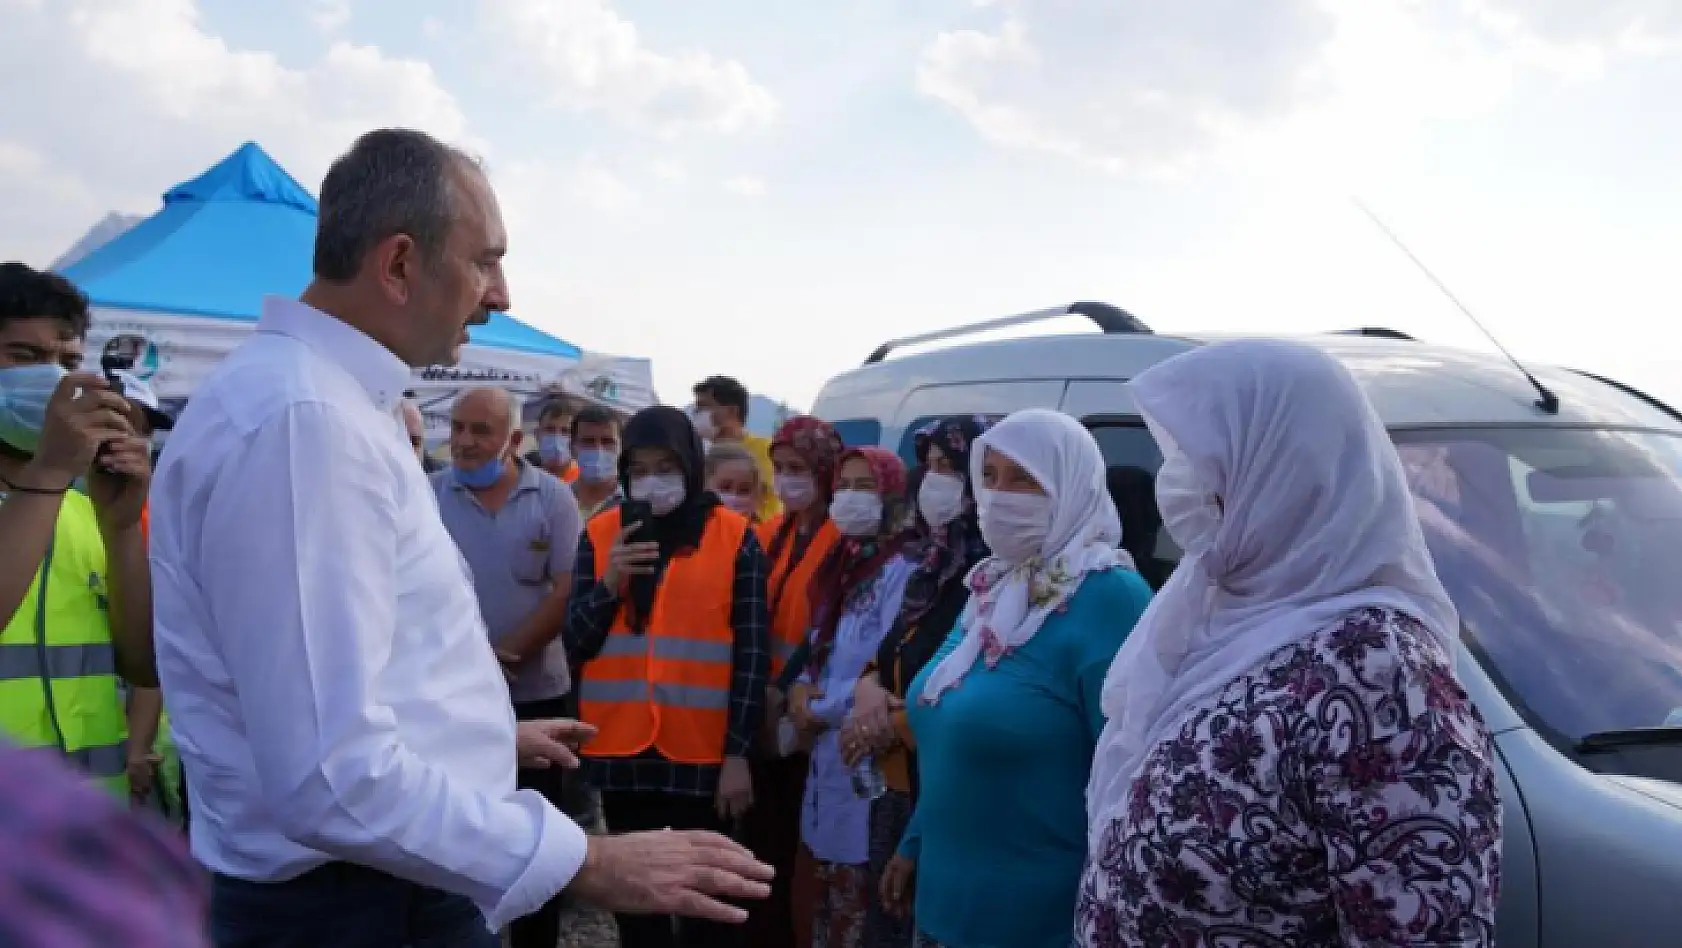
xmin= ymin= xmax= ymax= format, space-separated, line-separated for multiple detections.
xmin=577 ymin=448 xmax=618 ymax=483
xmin=0 ymin=363 xmax=69 ymax=455
xmin=453 ymin=457 xmax=505 ymax=490
xmin=538 ymin=433 xmax=571 ymax=466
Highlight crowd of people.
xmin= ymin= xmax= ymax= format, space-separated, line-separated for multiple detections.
xmin=0 ymin=125 xmax=1505 ymax=948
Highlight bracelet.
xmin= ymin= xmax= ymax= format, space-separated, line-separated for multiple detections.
xmin=0 ymin=474 xmax=70 ymax=495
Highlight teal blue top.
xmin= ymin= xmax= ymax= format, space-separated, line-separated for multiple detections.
xmin=900 ymin=566 xmax=1152 ymax=948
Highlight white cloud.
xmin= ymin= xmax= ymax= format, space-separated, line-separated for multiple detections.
xmin=916 ymin=0 xmax=1682 ymax=179
xmin=722 ymin=175 xmax=767 ymax=198
xmin=307 ymin=0 xmax=351 ymax=34
xmin=481 ymin=0 xmax=778 ymax=137
xmin=0 ymin=0 xmax=469 ymax=265
xmin=916 ymin=0 xmax=1339 ymax=178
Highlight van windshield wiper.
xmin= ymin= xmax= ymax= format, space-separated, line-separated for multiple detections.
xmin=1575 ymin=727 xmax=1682 ymax=754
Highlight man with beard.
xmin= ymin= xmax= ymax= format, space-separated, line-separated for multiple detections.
xmin=147 ymin=129 xmax=770 ymax=947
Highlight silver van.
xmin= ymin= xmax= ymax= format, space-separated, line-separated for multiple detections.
xmin=810 ymin=302 xmax=1682 ymax=947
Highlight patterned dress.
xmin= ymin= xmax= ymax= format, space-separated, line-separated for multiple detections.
xmin=1077 ymin=608 xmax=1503 ymax=947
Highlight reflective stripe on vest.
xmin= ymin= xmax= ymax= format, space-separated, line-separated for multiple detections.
xmin=579 ymin=506 xmax=746 ymax=764
xmin=0 ymin=492 xmax=129 ymax=794
xmin=756 ymin=515 xmax=841 ymax=679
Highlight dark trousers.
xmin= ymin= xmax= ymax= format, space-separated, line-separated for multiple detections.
xmin=738 ymin=754 xmax=808 ymax=948
xmin=601 ymin=790 xmax=743 ymax=948
xmin=210 ymin=862 xmax=498 ymax=948
xmin=511 ymin=695 xmax=580 ymax=948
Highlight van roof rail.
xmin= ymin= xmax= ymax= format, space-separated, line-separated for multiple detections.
xmin=864 ymin=301 xmax=1149 ymax=365
xmin=1335 ymin=327 xmax=1417 ymax=341
xmin=1572 ymin=370 xmax=1682 ymax=425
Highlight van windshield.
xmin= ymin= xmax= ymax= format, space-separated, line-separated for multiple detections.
xmin=1394 ymin=427 xmax=1682 ymax=745
xmin=1089 ymin=420 xmax=1682 ymax=747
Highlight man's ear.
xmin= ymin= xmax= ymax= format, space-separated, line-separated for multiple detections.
xmin=508 ymin=429 xmax=524 ymax=456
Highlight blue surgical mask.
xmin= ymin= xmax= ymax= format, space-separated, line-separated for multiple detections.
xmin=453 ymin=457 xmax=505 ymax=490
xmin=538 ymin=433 xmax=571 ymax=466
xmin=0 ymin=363 xmax=68 ymax=455
xmin=577 ymin=448 xmax=618 ymax=483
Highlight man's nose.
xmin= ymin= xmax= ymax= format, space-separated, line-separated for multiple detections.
xmin=481 ymin=269 xmax=511 ymax=319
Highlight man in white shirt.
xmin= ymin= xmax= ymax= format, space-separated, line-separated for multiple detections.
xmin=148 ymin=128 xmax=771 ymax=947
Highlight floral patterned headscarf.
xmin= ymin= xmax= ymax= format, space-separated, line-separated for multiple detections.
xmin=806 ymin=447 xmax=909 ymax=679
xmin=897 ymin=415 xmax=993 ymax=630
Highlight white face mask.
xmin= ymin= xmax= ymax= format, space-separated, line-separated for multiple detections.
xmin=691 ymin=408 xmax=719 ymax=441
xmin=978 ymin=489 xmax=1053 ymax=564
xmin=1155 ymin=449 xmax=1221 ymax=557
xmin=776 ymin=473 xmax=817 ymax=511
xmin=830 ymin=489 xmax=885 ymax=537
xmin=718 ymin=492 xmax=756 ymax=516
xmin=918 ymin=472 xmax=967 ymax=529
xmin=630 ymin=473 xmax=687 ymax=516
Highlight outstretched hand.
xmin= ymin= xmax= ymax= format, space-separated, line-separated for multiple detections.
xmin=515 ymin=719 xmax=596 ymax=770
xmin=569 ymin=830 xmax=774 ymax=923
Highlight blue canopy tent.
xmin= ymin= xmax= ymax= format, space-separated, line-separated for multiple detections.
xmin=62 ymin=142 xmax=580 ymax=404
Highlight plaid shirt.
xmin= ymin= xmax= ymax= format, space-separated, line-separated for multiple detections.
xmin=565 ymin=520 xmax=770 ymax=797
xmin=0 ymin=744 xmax=208 ymax=947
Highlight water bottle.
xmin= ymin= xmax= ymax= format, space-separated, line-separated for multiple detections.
xmin=851 ymin=754 xmax=886 ymax=800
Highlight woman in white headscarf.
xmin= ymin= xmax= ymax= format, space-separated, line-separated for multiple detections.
xmin=1078 ymin=339 xmax=1503 ymax=947
xmin=881 ymin=409 xmax=1153 ymax=948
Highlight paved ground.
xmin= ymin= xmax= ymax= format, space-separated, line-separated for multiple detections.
xmin=555 ymin=793 xmax=618 ymax=948
xmin=555 ymin=899 xmax=618 ymax=948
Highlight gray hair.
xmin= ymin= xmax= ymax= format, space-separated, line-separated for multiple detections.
xmin=452 ymin=386 xmax=523 ymax=432
xmin=313 ymin=128 xmax=480 ymax=282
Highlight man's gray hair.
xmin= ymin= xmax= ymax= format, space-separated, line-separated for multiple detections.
xmin=453 ymin=386 xmax=522 ymax=431
xmin=313 ymin=128 xmax=480 ymax=282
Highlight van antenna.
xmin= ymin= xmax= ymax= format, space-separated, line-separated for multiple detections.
xmin=1352 ymin=197 xmax=1560 ymax=414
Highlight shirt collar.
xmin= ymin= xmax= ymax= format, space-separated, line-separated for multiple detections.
xmin=256 ymin=296 xmax=411 ymax=413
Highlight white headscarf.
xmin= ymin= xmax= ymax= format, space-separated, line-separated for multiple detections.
xmin=919 ymin=409 xmax=1134 ymax=703
xmin=1086 ymin=338 xmax=1459 ymax=846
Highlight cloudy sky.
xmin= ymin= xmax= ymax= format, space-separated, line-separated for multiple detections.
xmin=3 ymin=0 xmax=1681 ymax=410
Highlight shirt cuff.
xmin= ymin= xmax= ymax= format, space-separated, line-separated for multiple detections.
xmin=479 ymin=790 xmax=590 ymax=932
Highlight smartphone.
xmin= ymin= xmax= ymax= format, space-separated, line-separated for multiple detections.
xmin=95 ymin=352 xmax=136 ymax=474
xmin=619 ymin=499 xmax=658 ymax=547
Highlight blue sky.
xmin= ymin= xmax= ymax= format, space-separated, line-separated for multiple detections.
xmin=3 ymin=0 xmax=1681 ymax=410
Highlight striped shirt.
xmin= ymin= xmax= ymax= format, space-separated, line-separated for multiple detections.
xmin=0 ymin=743 xmax=208 ymax=947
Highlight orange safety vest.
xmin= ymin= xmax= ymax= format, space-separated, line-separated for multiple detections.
xmin=560 ymin=461 xmax=580 ymax=484
xmin=580 ymin=506 xmax=747 ymax=764
xmin=755 ymin=514 xmax=841 ymax=679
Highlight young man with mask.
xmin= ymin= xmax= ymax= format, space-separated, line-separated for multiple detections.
xmin=528 ymin=397 xmax=580 ymax=484
xmin=0 ymin=262 xmax=158 ymax=797
xmin=570 ymin=404 xmax=623 ymax=520
xmin=693 ymin=375 xmax=779 ymax=521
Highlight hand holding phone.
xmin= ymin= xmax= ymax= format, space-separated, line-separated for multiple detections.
xmin=604 ymin=509 xmax=661 ymax=590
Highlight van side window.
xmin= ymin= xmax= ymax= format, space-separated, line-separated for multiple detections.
xmin=1085 ymin=419 xmax=1178 ymax=590
xmin=829 ymin=419 xmax=882 ymax=448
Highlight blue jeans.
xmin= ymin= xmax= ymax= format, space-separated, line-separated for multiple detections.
xmin=210 ymin=862 xmax=499 ymax=948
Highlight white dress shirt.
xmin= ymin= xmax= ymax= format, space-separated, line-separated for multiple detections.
xmin=148 ymin=297 xmax=586 ymax=931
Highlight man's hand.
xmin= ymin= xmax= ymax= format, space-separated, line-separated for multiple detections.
xmin=879 ymin=852 xmax=915 ymax=918
xmin=87 ymin=434 xmax=151 ymax=532
xmin=569 ymin=830 xmax=774 ymax=923
xmin=515 ymin=718 xmax=597 ymax=770
xmin=20 ymin=373 xmax=134 ymax=490
xmin=715 ymin=755 xmax=753 ymax=822
xmin=126 ymin=751 xmax=161 ymax=803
